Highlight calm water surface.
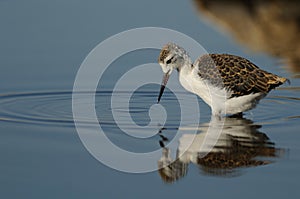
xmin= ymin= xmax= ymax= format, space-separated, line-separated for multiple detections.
xmin=1 ymin=0 xmax=300 ymax=198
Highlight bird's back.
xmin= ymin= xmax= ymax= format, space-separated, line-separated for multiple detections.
xmin=194 ymin=54 xmax=288 ymax=98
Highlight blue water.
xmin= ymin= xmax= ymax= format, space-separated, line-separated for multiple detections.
xmin=1 ymin=0 xmax=300 ymax=198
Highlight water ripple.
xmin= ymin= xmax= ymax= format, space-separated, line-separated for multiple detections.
xmin=0 ymin=90 xmax=183 ymax=128
xmin=0 ymin=89 xmax=299 ymax=128
xmin=0 ymin=91 xmax=75 ymax=126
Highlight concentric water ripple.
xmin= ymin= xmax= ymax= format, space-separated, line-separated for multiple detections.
xmin=0 ymin=90 xmax=186 ymax=128
xmin=0 ymin=88 xmax=298 ymax=127
xmin=250 ymin=87 xmax=300 ymax=125
xmin=0 ymin=91 xmax=75 ymax=126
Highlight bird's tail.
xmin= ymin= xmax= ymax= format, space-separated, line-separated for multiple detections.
xmin=277 ymin=76 xmax=290 ymax=85
xmin=266 ymin=73 xmax=290 ymax=91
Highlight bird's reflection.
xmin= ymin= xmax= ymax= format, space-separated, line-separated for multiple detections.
xmin=193 ymin=0 xmax=300 ymax=72
xmin=158 ymin=116 xmax=284 ymax=182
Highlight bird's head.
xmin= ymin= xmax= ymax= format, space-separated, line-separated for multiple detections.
xmin=157 ymin=43 xmax=190 ymax=103
xmin=158 ymin=43 xmax=188 ymax=74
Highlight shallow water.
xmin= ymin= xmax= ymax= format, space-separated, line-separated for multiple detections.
xmin=1 ymin=0 xmax=300 ymax=198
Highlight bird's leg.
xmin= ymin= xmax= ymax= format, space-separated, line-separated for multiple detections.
xmin=229 ymin=112 xmax=244 ymax=118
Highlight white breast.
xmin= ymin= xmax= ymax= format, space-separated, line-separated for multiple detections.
xmin=178 ymin=66 xmax=266 ymax=115
xmin=179 ymin=67 xmax=228 ymax=115
xmin=225 ymin=93 xmax=265 ymax=114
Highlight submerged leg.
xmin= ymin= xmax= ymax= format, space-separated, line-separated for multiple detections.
xmin=229 ymin=112 xmax=243 ymax=118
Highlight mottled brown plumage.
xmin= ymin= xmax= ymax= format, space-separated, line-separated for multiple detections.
xmin=195 ymin=54 xmax=288 ymax=98
xmin=158 ymin=48 xmax=170 ymax=63
xmin=158 ymin=43 xmax=288 ymax=115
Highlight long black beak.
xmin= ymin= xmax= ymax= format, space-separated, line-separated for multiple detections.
xmin=157 ymin=72 xmax=170 ymax=103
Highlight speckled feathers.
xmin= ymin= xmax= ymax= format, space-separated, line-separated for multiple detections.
xmin=157 ymin=43 xmax=288 ymax=115
xmin=195 ymin=54 xmax=288 ymax=98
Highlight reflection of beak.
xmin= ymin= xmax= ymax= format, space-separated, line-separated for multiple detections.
xmin=157 ymin=71 xmax=170 ymax=103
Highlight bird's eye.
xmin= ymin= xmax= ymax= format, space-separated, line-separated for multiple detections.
xmin=166 ymin=56 xmax=174 ymax=64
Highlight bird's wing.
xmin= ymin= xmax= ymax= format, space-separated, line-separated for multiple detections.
xmin=194 ymin=54 xmax=287 ymax=98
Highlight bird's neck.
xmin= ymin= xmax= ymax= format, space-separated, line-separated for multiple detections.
xmin=176 ymin=56 xmax=193 ymax=72
xmin=177 ymin=54 xmax=192 ymax=72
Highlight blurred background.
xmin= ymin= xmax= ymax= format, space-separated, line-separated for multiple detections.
xmin=0 ymin=0 xmax=299 ymax=198
xmin=194 ymin=0 xmax=300 ymax=73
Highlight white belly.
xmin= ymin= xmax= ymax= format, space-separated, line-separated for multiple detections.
xmin=225 ymin=93 xmax=265 ymax=114
xmin=179 ymin=69 xmax=265 ymax=115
